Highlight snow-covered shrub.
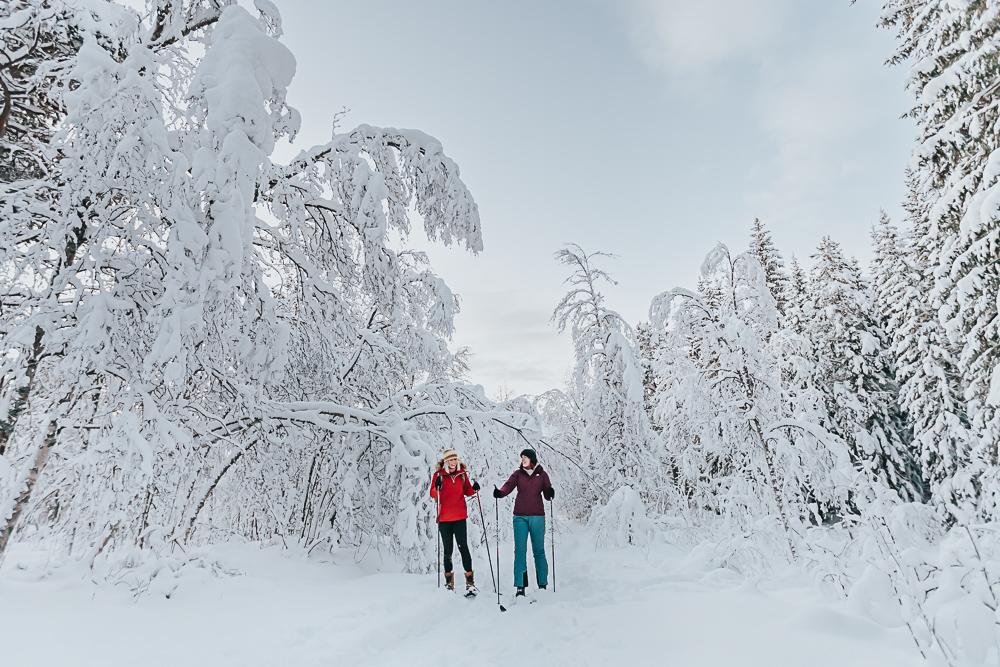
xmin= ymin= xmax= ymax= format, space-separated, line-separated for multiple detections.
xmin=589 ymin=485 xmax=656 ymax=548
xmin=846 ymin=517 xmax=1000 ymax=667
xmin=91 ymin=547 xmax=243 ymax=600
xmin=837 ymin=478 xmax=997 ymax=667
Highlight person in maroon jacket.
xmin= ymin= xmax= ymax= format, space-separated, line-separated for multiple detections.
xmin=430 ymin=448 xmax=481 ymax=594
xmin=493 ymin=448 xmax=554 ymax=597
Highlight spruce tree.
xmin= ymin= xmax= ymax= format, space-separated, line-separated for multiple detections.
xmin=882 ymin=0 xmax=1000 ymax=517
xmin=895 ymin=179 xmax=974 ymax=518
xmin=782 ymin=255 xmax=809 ymax=336
xmin=749 ymin=218 xmax=789 ymax=315
xmin=805 ymin=237 xmax=921 ymax=501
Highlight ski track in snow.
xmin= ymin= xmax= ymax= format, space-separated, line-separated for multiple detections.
xmin=0 ymin=532 xmax=920 ymax=667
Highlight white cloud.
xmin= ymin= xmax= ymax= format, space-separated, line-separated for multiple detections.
xmin=747 ymin=31 xmax=912 ymax=246
xmin=752 ymin=51 xmax=870 ymax=209
xmin=624 ymin=0 xmax=794 ymax=73
xmin=448 ymin=291 xmax=571 ymax=397
xmin=620 ymin=0 xmax=911 ymax=253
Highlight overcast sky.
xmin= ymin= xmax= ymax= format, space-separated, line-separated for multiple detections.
xmin=276 ymin=0 xmax=914 ymax=398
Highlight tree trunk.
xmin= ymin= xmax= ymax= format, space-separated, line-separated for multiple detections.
xmin=183 ymin=442 xmax=257 ymax=543
xmin=0 ymin=416 xmax=56 ymax=556
xmin=299 ymin=451 xmax=320 ymax=539
xmin=754 ymin=422 xmax=797 ymax=559
xmin=0 ymin=326 xmax=45 ymax=457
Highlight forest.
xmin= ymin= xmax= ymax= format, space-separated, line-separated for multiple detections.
xmin=2 ymin=2 xmax=1000 ymax=666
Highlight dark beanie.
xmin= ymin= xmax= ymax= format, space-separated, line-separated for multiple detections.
xmin=520 ymin=448 xmax=537 ymax=466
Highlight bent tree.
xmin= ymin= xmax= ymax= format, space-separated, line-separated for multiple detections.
xmin=0 ymin=0 xmax=539 ymax=568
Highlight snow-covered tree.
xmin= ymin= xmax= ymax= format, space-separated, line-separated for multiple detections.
xmin=0 ymin=1 xmax=80 ymax=183
xmin=635 ymin=321 xmax=661 ymax=433
xmin=803 ymin=237 xmax=921 ymax=502
xmin=881 ymin=0 xmax=1000 ymax=518
xmin=0 ymin=0 xmax=136 ymax=557
xmin=552 ymin=245 xmax=659 ymax=508
xmin=749 ymin=217 xmax=788 ymax=315
xmin=0 ymin=0 xmax=540 ymax=571
xmin=887 ymin=184 xmax=973 ymax=520
xmin=649 ymin=244 xmax=852 ymax=553
xmin=532 ymin=388 xmax=602 ymax=518
xmin=782 ymin=255 xmax=809 ymax=336
xmin=869 ymin=212 xmax=908 ymax=342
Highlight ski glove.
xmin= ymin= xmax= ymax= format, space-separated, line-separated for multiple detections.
xmin=543 ymin=488 xmax=555 ymax=500
xmin=492 ymin=487 xmax=503 ymax=499
xmin=472 ymin=481 xmax=481 ymax=492
xmin=435 ymin=475 xmax=443 ymax=490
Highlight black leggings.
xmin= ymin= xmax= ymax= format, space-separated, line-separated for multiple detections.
xmin=439 ymin=519 xmax=473 ymax=573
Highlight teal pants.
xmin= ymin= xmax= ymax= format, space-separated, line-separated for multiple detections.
xmin=513 ymin=515 xmax=548 ymax=588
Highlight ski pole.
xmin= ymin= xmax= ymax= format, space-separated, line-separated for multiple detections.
xmin=549 ymin=497 xmax=556 ymax=593
xmin=436 ymin=497 xmax=441 ymax=589
xmin=495 ymin=494 xmax=506 ymax=612
xmin=464 ymin=468 xmax=495 ymax=595
xmin=476 ymin=492 xmax=498 ymax=594
xmin=434 ymin=474 xmax=442 ymax=589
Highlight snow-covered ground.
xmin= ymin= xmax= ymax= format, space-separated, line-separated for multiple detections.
xmin=1 ymin=530 xmax=920 ymax=667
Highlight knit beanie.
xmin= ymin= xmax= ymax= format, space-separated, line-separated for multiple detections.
xmin=519 ymin=448 xmax=537 ymax=466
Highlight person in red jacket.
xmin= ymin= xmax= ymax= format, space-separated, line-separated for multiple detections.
xmin=430 ymin=448 xmax=481 ymax=594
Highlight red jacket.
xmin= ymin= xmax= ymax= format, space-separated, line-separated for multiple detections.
xmin=430 ymin=465 xmax=476 ymax=522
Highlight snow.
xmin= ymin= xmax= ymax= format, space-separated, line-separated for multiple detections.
xmin=1 ymin=530 xmax=920 ymax=667
xmin=989 ymin=364 xmax=1000 ymax=406
xmin=253 ymin=0 xmax=283 ymax=36
xmin=860 ymin=331 xmax=878 ymax=355
xmin=2 ymin=2 xmax=999 ymax=665
xmin=589 ymin=484 xmax=655 ymax=547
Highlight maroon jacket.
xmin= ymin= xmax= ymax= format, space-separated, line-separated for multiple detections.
xmin=496 ymin=465 xmax=553 ymax=516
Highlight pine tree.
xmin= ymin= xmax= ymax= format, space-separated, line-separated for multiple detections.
xmin=805 ymin=237 xmax=921 ymax=501
xmin=782 ymin=255 xmax=809 ymax=336
xmin=881 ymin=0 xmax=1000 ymax=517
xmin=870 ymin=212 xmax=907 ymax=341
xmin=749 ymin=218 xmax=789 ymax=314
xmin=894 ymin=178 xmax=973 ymax=519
